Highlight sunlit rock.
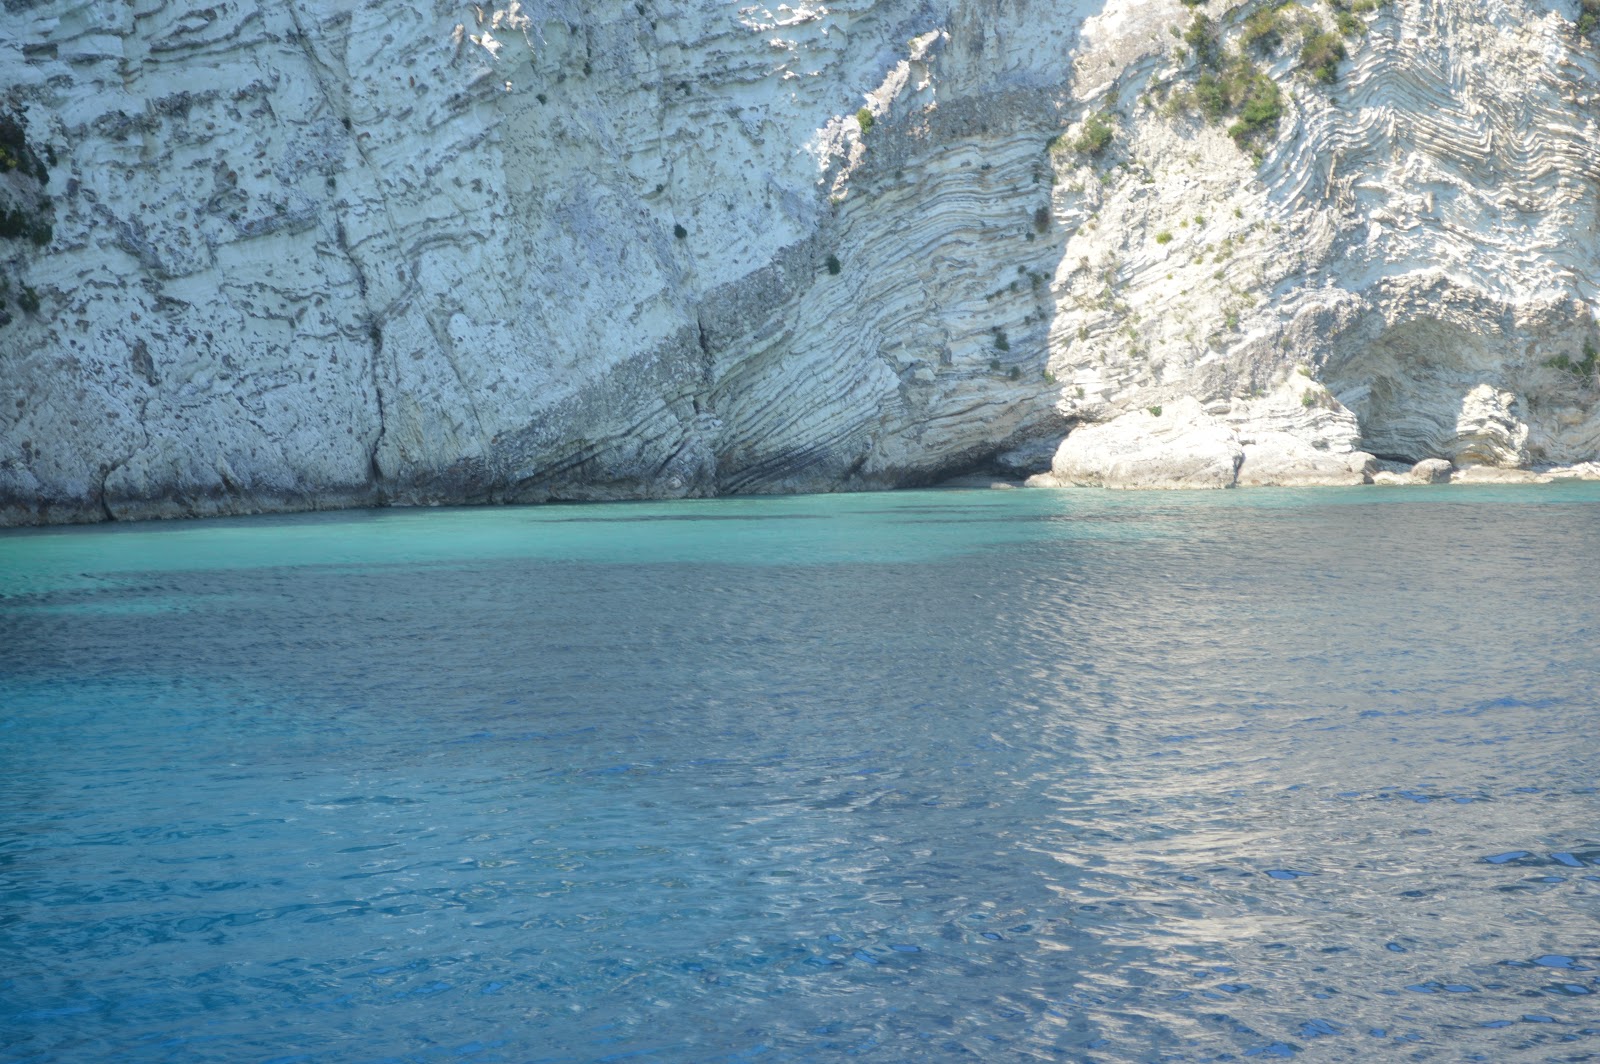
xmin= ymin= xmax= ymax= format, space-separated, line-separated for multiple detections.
xmin=6 ymin=0 xmax=1600 ymax=522
xmin=1045 ymin=398 xmax=1243 ymax=490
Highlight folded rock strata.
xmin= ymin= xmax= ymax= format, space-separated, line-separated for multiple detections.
xmin=5 ymin=0 xmax=1600 ymax=522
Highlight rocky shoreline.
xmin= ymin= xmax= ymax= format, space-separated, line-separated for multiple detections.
xmin=7 ymin=1 xmax=1600 ymax=526
xmin=1020 ymin=375 xmax=1600 ymax=491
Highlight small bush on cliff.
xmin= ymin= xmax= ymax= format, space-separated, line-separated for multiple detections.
xmin=1329 ymin=0 xmax=1387 ymax=32
xmin=0 ymin=111 xmax=49 ymax=184
xmin=1169 ymin=14 xmax=1285 ymax=160
xmin=1545 ymin=338 xmax=1600 ymax=381
xmin=856 ymin=108 xmax=874 ymax=134
xmin=1241 ymin=4 xmax=1294 ymax=53
xmin=1073 ymin=112 xmax=1116 ymax=156
xmin=1299 ymin=30 xmax=1347 ymax=83
xmin=1582 ymin=0 xmax=1600 ymax=36
xmin=0 ymin=112 xmax=53 ymax=247
xmin=1183 ymin=13 xmax=1222 ymax=69
xmin=1227 ymin=74 xmax=1284 ymax=152
xmin=0 ymin=207 xmax=51 ymax=247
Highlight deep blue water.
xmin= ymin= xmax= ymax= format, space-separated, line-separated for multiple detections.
xmin=2 ymin=486 xmax=1599 ymax=1063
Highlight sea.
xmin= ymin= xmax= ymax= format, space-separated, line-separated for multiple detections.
xmin=2 ymin=485 xmax=1598 ymax=1063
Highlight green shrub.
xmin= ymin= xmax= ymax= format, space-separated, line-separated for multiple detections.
xmin=1301 ymin=391 xmax=1316 ymax=407
xmin=1073 ymin=112 xmax=1115 ymax=156
xmin=1155 ymin=230 xmax=1174 ymax=244
xmin=1545 ymin=338 xmax=1600 ymax=380
xmin=1166 ymin=2 xmax=1368 ymax=158
xmin=1241 ymin=4 xmax=1292 ymax=53
xmin=856 ymin=107 xmax=874 ymax=133
xmin=1194 ymin=73 xmax=1230 ymax=121
xmin=1148 ymin=405 xmax=1163 ymax=417
xmin=1184 ymin=50 xmax=1286 ymax=155
xmin=825 ymin=253 xmax=841 ymax=275
xmin=1300 ymin=30 xmax=1347 ymax=84
xmin=1227 ymin=74 xmax=1284 ymax=150
xmin=1582 ymin=0 xmax=1600 ymax=36
xmin=1183 ymin=14 xmax=1221 ymax=69
xmin=0 ymin=112 xmax=46 ymax=183
xmin=17 ymin=286 xmax=39 ymax=315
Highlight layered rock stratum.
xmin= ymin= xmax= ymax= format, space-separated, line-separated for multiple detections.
xmin=6 ymin=0 xmax=1600 ymax=523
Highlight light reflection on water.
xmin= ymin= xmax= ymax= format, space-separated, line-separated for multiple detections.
xmin=2 ymin=486 xmax=1599 ymax=1062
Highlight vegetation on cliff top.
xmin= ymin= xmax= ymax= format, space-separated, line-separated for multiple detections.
xmin=1164 ymin=0 xmax=1387 ymax=162
xmin=1167 ymin=12 xmax=1284 ymax=160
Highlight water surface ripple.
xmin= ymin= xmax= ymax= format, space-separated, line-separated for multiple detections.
xmin=2 ymin=487 xmax=1598 ymax=1062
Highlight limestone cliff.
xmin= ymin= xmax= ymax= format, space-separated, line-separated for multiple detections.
xmin=5 ymin=0 xmax=1600 ymax=523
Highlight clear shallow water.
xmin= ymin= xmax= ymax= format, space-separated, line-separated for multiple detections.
xmin=2 ymin=486 xmax=1599 ymax=1063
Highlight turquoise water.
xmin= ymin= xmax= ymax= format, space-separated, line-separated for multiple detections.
xmin=2 ymin=486 xmax=1599 ymax=1062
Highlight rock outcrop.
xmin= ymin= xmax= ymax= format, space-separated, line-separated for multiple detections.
xmin=1037 ymin=397 xmax=1244 ymax=490
xmin=6 ymin=0 xmax=1600 ymax=522
xmin=1030 ymin=380 xmax=1377 ymax=489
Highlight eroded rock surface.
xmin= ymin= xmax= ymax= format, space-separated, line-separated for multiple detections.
xmin=1039 ymin=397 xmax=1243 ymax=489
xmin=5 ymin=0 xmax=1600 ymax=522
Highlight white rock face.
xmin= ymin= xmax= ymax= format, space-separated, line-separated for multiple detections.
xmin=1035 ymin=381 xmax=1377 ymax=489
xmin=4 ymin=0 xmax=1600 ymax=522
xmin=1236 ymin=434 xmax=1373 ymax=488
xmin=1043 ymin=397 xmax=1243 ymax=489
xmin=1547 ymin=462 xmax=1600 ymax=481
xmin=1230 ymin=375 xmax=1375 ymax=486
